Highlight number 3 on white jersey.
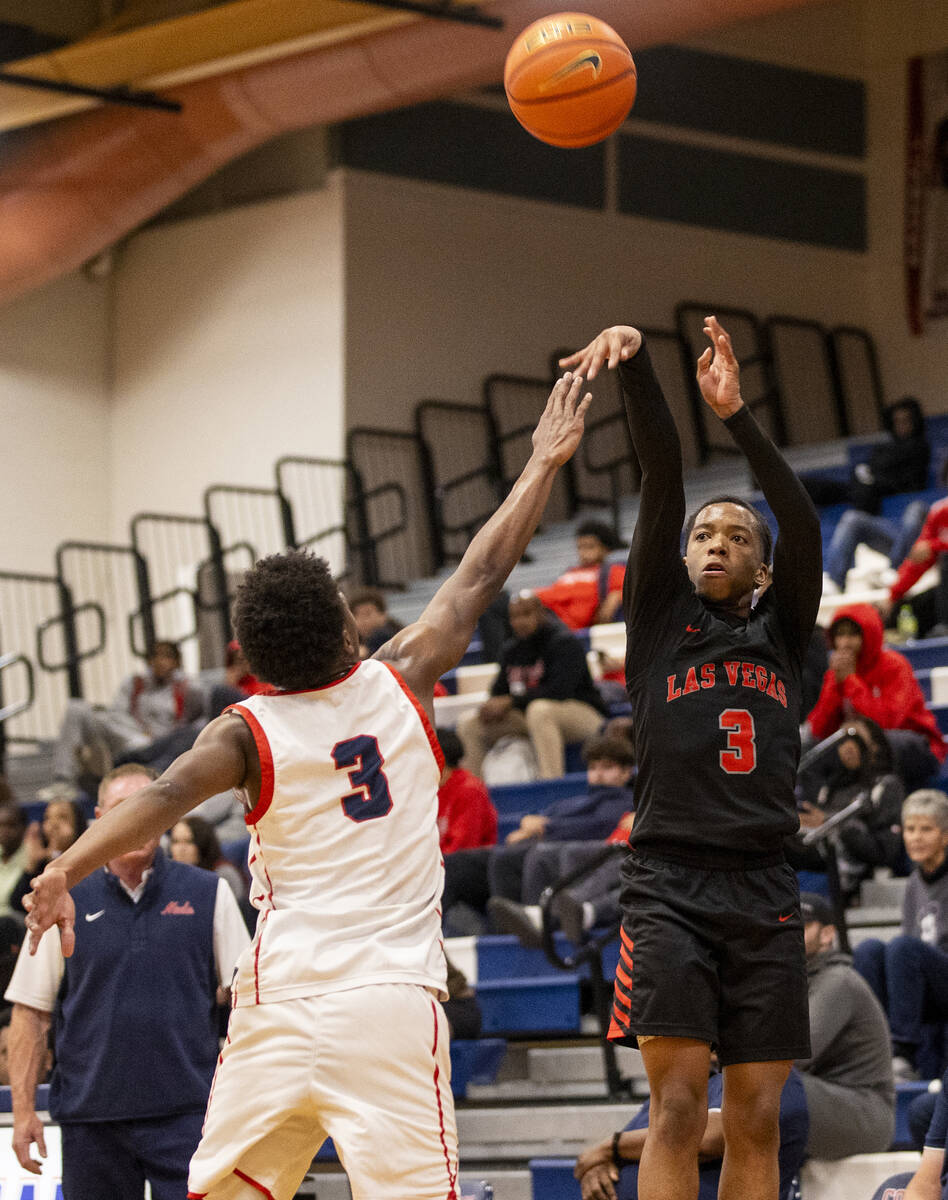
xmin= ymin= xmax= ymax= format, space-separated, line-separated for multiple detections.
xmin=718 ymin=709 xmax=757 ymax=774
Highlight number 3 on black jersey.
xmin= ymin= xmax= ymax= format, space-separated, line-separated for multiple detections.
xmin=718 ymin=709 xmax=756 ymax=774
xmin=331 ymin=735 xmax=394 ymax=821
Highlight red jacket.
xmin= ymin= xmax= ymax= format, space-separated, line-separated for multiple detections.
xmin=536 ymin=562 xmax=625 ymax=631
xmin=808 ymin=602 xmax=946 ymax=761
xmin=890 ymin=496 xmax=948 ymax=603
xmin=437 ymin=768 xmax=498 ymax=854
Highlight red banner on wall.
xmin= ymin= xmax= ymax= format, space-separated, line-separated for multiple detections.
xmin=905 ymin=51 xmax=948 ymax=336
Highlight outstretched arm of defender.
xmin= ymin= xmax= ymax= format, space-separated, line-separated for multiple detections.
xmin=381 ymin=372 xmax=591 ymax=690
xmin=23 ymin=715 xmax=251 ymax=955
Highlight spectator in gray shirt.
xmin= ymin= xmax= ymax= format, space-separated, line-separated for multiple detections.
xmin=854 ymin=789 xmax=948 ymax=1082
xmin=796 ymin=892 xmax=895 ymax=1160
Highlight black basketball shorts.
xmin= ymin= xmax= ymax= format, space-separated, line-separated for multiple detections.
xmin=608 ymin=849 xmax=811 ymax=1066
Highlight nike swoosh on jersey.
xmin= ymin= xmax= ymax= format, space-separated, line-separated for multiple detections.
xmin=778 ymin=913 xmax=792 ymax=922
xmin=539 ymin=51 xmax=603 ymax=92
xmin=686 ymin=624 xmax=701 ymax=633
xmin=85 ymin=910 xmax=105 ymax=922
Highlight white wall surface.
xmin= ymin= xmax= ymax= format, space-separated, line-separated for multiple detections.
xmin=0 ymin=271 xmax=110 ymax=574
xmin=109 ymin=181 xmax=347 ymax=543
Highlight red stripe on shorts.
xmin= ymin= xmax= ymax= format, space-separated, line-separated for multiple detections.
xmin=429 ymin=997 xmax=459 ymax=1200
xmin=234 ymin=1168 xmax=277 ymax=1198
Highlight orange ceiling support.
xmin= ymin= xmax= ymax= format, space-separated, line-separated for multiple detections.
xmin=0 ymin=0 xmax=823 ymax=308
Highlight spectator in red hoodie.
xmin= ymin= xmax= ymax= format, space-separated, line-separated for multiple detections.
xmin=535 ymin=519 xmax=627 ymax=630
xmin=436 ymin=728 xmax=498 ymax=855
xmin=807 ymin=604 xmax=946 ymax=791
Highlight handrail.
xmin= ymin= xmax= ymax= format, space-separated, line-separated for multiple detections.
xmin=0 ymin=652 xmax=34 ymax=724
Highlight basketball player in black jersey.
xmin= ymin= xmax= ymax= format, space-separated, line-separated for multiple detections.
xmin=560 ymin=317 xmax=822 ymax=1200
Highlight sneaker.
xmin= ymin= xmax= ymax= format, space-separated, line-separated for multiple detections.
xmin=486 ymin=897 xmax=543 ymax=949
xmin=892 ymin=1055 xmax=920 ymax=1083
xmin=552 ymin=890 xmax=589 ymax=946
xmin=36 ymin=780 xmax=82 ymax=803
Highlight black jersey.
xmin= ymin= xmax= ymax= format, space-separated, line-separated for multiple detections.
xmin=618 ymin=342 xmax=822 ymax=864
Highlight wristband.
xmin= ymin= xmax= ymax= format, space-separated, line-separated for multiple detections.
xmin=611 ymin=1130 xmax=630 ymax=1169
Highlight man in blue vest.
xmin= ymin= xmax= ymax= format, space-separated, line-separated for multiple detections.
xmin=5 ymin=763 xmax=249 ymax=1200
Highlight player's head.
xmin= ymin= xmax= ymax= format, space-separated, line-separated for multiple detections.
xmin=683 ymin=496 xmax=771 ymax=603
xmin=436 ymin=728 xmax=464 ymax=771
xmin=901 ymin=789 xmax=948 ymax=873
xmin=575 ymin=519 xmax=625 ymax=566
xmin=233 ymin=550 xmax=357 ymax=690
xmin=800 ymin=892 xmax=836 ymax=958
xmin=508 ymin=591 xmax=546 ymax=639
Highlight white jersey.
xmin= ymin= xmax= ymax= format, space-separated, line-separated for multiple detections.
xmin=230 ymin=659 xmax=446 ymax=1007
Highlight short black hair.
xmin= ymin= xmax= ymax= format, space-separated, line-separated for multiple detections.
xmin=575 ymin=519 xmax=626 ymax=551
xmin=233 ymin=550 xmax=348 ymax=690
xmin=436 ymin=728 xmax=464 ymax=769
xmin=683 ymin=495 xmax=773 ymax=565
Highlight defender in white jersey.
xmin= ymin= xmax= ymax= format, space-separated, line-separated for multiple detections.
xmin=23 ymin=371 xmax=593 ymax=1200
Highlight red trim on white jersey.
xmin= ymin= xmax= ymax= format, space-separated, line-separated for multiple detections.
xmin=229 ymin=704 xmax=275 ymax=824
xmin=272 ymin=662 xmax=361 ymax=695
xmin=234 ymin=1169 xmax=277 ymax=1199
xmin=383 ymin=663 xmax=445 ymax=774
xmin=429 ymin=997 xmax=459 ymax=1200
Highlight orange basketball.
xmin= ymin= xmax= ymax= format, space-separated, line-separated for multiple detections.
xmin=504 ymin=12 xmax=636 ymax=149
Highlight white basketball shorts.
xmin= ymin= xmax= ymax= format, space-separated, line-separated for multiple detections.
xmin=187 ymin=982 xmax=459 ymax=1200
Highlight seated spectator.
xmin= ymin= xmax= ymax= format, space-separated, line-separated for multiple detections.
xmin=8 ymin=798 xmax=86 ymax=921
xmin=42 ymin=640 xmax=203 ymax=799
xmin=806 ymin=604 xmax=946 ymax=790
xmin=112 ymin=639 xmax=271 ymax=777
xmin=788 ymin=716 xmax=906 ymax=899
xmin=880 ymin=490 xmax=948 ymax=634
xmin=573 ymin=890 xmax=893 ymax=1198
xmin=823 ymin=497 xmax=929 ymax=595
xmin=347 ymin=587 xmax=402 ymax=656
xmin=170 ymin=814 xmax=248 ymax=904
xmin=0 ymin=801 xmax=27 ymax=920
xmin=441 ymin=734 xmax=634 ymax=934
xmin=893 ymin=1060 xmax=948 ymax=1200
xmin=457 ymin=591 xmax=606 ymax=780
xmin=803 ymin=396 xmax=929 ymax=514
xmin=436 ymin=728 xmax=498 ymax=854
xmin=794 ymin=893 xmax=894 ymax=1159
xmin=854 ymin=789 xmax=948 ymax=1082
xmin=574 ymin=1064 xmax=808 ymax=1200
xmin=536 ymin=519 xmax=627 ymax=630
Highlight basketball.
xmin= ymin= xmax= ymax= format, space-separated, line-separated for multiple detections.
xmin=504 ymin=12 xmax=637 ymax=149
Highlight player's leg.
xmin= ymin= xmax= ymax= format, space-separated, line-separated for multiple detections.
xmin=187 ymin=1001 xmax=330 ymax=1200
xmin=718 ymin=1059 xmax=790 ymax=1199
xmin=637 ymin=1036 xmax=711 ymax=1200
xmin=315 ymin=983 xmax=458 ymax=1200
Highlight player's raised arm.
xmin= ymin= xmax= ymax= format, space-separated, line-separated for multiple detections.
xmin=564 ymin=325 xmax=688 ymax=627
xmin=698 ymin=315 xmax=822 ymax=653
xmin=378 ymin=372 xmax=591 ymax=695
xmin=23 ymin=715 xmax=252 ymax=955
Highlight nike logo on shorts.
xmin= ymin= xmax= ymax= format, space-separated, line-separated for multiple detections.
xmin=85 ymin=910 xmax=105 ymax=922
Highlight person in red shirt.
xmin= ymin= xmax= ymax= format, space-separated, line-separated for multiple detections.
xmin=536 ymin=519 xmax=626 ymax=631
xmin=881 ymin=495 xmax=948 ymax=628
xmin=806 ymin=603 xmax=946 ymax=791
xmin=436 ymin=728 xmax=498 ymax=855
